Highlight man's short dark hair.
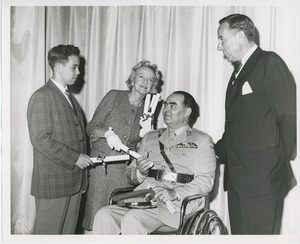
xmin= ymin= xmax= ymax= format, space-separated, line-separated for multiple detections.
xmin=219 ymin=14 xmax=256 ymax=42
xmin=172 ymin=91 xmax=199 ymax=126
xmin=48 ymin=44 xmax=80 ymax=71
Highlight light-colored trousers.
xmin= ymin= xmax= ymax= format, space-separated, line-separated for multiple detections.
xmin=93 ymin=205 xmax=168 ymax=234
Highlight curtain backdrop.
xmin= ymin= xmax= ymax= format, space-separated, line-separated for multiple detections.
xmin=7 ymin=4 xmax=300 ymax=237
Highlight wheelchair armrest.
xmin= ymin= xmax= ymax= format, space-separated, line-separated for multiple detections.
xmin=179 ymin=193 xmax=209 ymax=228
xmin=109 ymin=186 xmax=135 ymax=205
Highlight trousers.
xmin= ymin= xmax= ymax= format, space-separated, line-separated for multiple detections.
xmin=33 ymin=191 xmax=82 ymax=234
xmin=227 ymin=177 xmax=284 ymax=234
xmin=93 ymin=205 xmax=168 ymax=234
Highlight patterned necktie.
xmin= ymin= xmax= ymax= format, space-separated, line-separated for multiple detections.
xmin=234 ymin=60 xmax=242 ymax=76
xmin=65 ymin=89 xmax=77 ymax=116
xmin=65 ymin=90 xmax=84 ymax=137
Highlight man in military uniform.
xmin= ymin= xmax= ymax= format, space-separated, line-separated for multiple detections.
xmin=93 ymin=91 xmax=216 ymax=234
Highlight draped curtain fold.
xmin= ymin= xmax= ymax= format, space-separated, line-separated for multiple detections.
xmin=10 ymin=6 xmax=46 ymax=234
xmin=8 ymin=5 xmax=299 ymax=235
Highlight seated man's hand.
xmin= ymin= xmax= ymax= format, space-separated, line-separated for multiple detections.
xmin=75 ymin=154 xmax=94 ymax=169
xmin=152 ymin=186 xmax=178 ymax=202
xmin=136 ymin=157 xmax=154 ymax=175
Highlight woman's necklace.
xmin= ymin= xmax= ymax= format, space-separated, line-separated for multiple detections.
xmin=128 ymin=93 xmax=143 ymax=107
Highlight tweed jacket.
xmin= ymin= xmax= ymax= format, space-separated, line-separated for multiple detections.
xmin=27 ymin=79 xmax=88 ymax=199
xmin=126 ymin=127 xmax=216 ymax=228
xmin=86 ymin=89 xmax=144 ymax=157
xmin=81 ymin=90 xmax=145 ymax=230
xmin=215 ymin=47 xmax=296 ymax=196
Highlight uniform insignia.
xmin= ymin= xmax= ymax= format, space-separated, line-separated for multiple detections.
xmin=176 ymin=142 xmax=198 ymax=148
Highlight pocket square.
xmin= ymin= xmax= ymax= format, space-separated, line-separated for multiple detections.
xmin=242 ymin=81 xmax=253 ymax=95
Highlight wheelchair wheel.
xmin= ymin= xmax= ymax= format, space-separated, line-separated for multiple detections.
xmin=179 ymin=209 xmax=228 ymax=235
xmin=178 ymin=209 xmax=204 ymax=234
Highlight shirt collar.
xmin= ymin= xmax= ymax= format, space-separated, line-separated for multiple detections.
xmin=168 ymin=125 xmax=189 ymax=137
xmin=241 ymin=44 xmax=258 ymax=67
xmin=235 ymin=44 xmax=257 ymax=77
xmin=50 ymin=78 xmax=67 ymax=94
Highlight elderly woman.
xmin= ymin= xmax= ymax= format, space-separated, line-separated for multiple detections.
xmin=82 ymin=60 xmax=161 ymax=232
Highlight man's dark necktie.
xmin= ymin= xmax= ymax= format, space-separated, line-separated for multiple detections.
xmin=65 ymin=89 xmax=84 ymax=135
xmin=231 ymin=61 xmax=242 ymax=86
xmin=234 ymin=60 xmax=242 ymax=76
xmin=65 ymin=89 xmax=77 ymax=116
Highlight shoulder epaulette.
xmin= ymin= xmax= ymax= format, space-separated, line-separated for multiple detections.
xmin=192 ymin=127 xmax=208 ymax=135
xmin=145 ymin=128 xmax=166 ymax=136
xmin=154 ymin=127 xmax=166 ymax=137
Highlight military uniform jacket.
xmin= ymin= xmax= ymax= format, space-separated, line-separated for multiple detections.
xmin=126 ymin=126 xmax=216 ymax=228
xmin=215 ymin=47 xmax=296 ymax=196
xmin=27 ymin=79 xmax=88 ymax=199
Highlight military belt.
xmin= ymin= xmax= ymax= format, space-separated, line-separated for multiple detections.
xmin=148 ymin=169 xmax=194 ymax=184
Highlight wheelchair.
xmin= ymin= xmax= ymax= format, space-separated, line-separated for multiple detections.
xmin=109 ymin=186 xmax=228 ymax=235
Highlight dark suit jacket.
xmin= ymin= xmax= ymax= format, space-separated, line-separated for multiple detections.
xmin=215 ymin=47 xmax=296 ymax=196
xmin=27 ymin=79 xmax=88 ymax=199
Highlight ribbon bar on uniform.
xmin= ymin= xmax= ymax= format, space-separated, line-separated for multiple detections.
xmin=148 ymin=169 xmax=194 ymax=184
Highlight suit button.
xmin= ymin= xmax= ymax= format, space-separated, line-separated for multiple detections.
xmin=226 ymin=119 xmax=230 ymax=123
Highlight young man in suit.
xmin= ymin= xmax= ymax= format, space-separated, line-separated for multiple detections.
xmin=215 ymin=14 xmax=296 ymax=234
xmin=92 ymin=91 xmax=217 ymax=234
xmin=27 ymin=44 xmax=93 ymax=234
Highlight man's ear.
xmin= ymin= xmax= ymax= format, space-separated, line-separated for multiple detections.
xmin=184 ymin=107 xmax=192 ymax=118
xmin=54 ymin=62 xmax=62 ymax=73
xmin=237 ymin=30 xmax=246 ymax=41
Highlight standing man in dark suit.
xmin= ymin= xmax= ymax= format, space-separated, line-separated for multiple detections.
xmin=215 ymin=14 xmax=296 ymax=234
xmin=27 ymin=44 xmax=93 ymax=234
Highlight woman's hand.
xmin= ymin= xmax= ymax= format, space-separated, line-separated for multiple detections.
xmin=104 ymin=128 xmax=122 ymax=151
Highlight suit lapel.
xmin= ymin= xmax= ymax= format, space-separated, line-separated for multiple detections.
xmin=47 ymin=79 xmax=84 ymax=134
xmin=48 ymin=80 xmax=80 ymax=117
xmin=225 ymin=47 xmax=263 ymax=110
xmin=235 ymin=47 xmax=263 ymax=83
xmin=47 ymin=79 xmax=72 ymax=109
